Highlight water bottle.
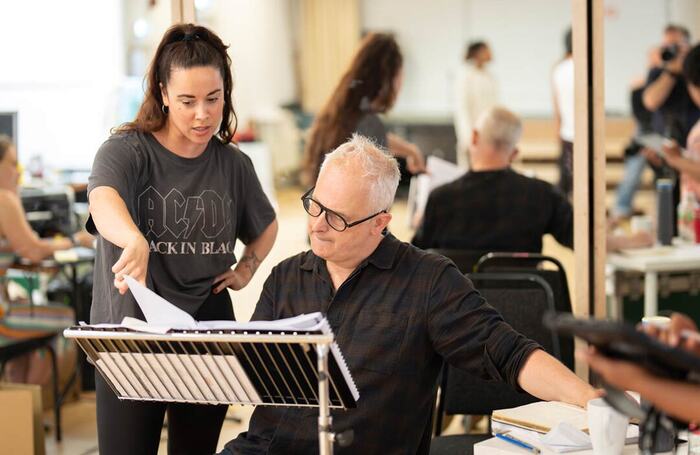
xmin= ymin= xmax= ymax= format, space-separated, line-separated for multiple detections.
xmin=657 ymin=179 xmax=674 ymax=246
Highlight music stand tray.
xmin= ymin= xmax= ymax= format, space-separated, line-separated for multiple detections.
xmin=64 ymin=313 xmax=358 ymax=454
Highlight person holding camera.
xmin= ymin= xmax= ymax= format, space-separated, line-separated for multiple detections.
xmin=661 ymin=43 xmax=700 ymax=201
xmin=642 ymin=25 xmax=696 ymax=161
xmin=643 ymin=25 xmax=698 ymax=147
xmin=639 ymin=25 xmax=699 ymax=233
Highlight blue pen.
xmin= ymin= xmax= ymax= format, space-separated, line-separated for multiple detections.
xmin=495 ymin=432 xmax=541 ymax=454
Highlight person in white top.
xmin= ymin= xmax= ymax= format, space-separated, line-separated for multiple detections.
xmin=454 ymin=40 xmax=498 ymax=169
xmin=552 ymin=28 xmax=574 ymax=198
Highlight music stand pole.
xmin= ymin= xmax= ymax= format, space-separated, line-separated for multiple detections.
xmin=317 ymin=342 xmax=334 ymax=455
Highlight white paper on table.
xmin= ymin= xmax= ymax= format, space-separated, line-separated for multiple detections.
xmin=493 ymin=421 xmax=639 ymax=453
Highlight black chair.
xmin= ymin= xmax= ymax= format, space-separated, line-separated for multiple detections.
xmin=431 ymin=273 xmax=559 ymax=455
xmin=426 ymin=249 xmax=494 ymax=274
xmin=474 ymin=252 xmax=575 ymax=371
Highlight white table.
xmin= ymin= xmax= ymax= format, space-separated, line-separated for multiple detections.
xmin=474 ymin=436 xmax=686 ymax=454
xmin=607 ymin=243 xmax=700 ymax=318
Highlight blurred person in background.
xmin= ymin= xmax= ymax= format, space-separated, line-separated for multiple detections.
xmin=302 ymin=33 xmax=425 ymax=187
xmin=0 ymin=134 xmax=76 ymax=390
xmin=0 ymin=134 xmax=73 ymax=263
xmin=552 ymin=28 xmax=574 ymax=199
xmin=661 ymin=43 xmax=700 ymax=202
xmin=642 ymin=24 xmax=696 ymax=145
xmin=642 ymin=24 xmax=697 ymax=234
xmin=613 ymin=66 xmax=657 ymax=220
xmin=454 ymin=40 xmax=498 ymax=169
xmin=413 ymin=107 xmax=573 ymax=253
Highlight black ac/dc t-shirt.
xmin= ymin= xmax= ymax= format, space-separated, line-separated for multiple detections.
xmin=87 ymin=131 xmax=276 ymax=324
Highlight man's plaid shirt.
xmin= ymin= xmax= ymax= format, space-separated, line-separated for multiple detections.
xmin=412 ymin=169 xmax=573 ymax=253
xmin=226 ymin=234 xmax=539 ymax=454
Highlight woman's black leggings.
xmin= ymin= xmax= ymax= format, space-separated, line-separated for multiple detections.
xmin=96 ymin=291 xmax=234 ymax=455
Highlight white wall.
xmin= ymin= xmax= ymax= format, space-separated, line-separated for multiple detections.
xmin=0 ymin=0 xmax=295 ymax=171
xmin=604 ymin=0 xmax=677 ymax=113
xmin=5 ymin=0 xmax=700 ymax=171
xmin=0 ymin=0 xmax=124 ymax=170
xmin=362 ymin=0 xmax=697 ymax=118
xmin=197 ymin=0 xmax=297 ymax=126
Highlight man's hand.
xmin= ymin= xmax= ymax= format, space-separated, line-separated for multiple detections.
xmin=664 ymin=43 xmax=689 ymax=75
xmin=112 ymin=233 xmax=150 ymax=295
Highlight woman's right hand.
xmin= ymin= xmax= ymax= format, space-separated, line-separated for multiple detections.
xmin=111 ymin=233 xmax=149 ymax=295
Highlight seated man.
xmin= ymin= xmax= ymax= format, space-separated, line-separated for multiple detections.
xmin=223 ymin=134 xmax=596 ymax=454
xmin=412 ymin=107 xmax=573 ymax=253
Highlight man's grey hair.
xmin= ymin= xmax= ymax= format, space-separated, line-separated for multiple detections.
xmin=319 ymin=134 xmax=401 ymax=212
xmin=474 ymin=106 xmax=523 ymax=153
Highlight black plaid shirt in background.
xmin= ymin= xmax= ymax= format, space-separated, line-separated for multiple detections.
xmin=411 ymin=169 xmax=573 ymax=252
xmin=226 ymin=234 xmax=540 ymax=454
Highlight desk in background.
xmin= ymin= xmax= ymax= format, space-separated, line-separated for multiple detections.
xmin=0 ymin=319 xmax=62 ymax=441
xmin=6 ymin=247 xmax=96 ymax=390
xmin=607 ymin=243 xmax=700 ymax=320
xmin=20 ymin=186 xmax=76 ymax=238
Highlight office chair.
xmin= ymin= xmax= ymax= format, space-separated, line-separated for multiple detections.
xmin=426 ymin=249 xmax=494 ymax=274
xmin=431 ymin=273 xmax=559 ymax=455
xmin=474 ymin=252 xmax=575 ymax=371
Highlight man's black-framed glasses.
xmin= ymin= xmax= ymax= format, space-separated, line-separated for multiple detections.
xmin=301 ymin=187 xmax=386 ymax=232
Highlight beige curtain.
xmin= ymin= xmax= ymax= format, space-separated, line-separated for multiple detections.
xmin=299 ymin=0 xmax=360 ymax=112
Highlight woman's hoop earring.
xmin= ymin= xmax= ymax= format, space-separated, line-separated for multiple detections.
xmin=161 ymin=105 xmax=169 ymax=115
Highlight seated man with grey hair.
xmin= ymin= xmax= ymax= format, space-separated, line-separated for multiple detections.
xmin=222 ymin=134 xmax=595 ymax=455
xmin=412 ymin=106 xmax=573 ymax=253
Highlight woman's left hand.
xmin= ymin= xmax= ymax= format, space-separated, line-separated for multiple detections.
xmin=406 ymin=145 xmax=426 ymax=174
xmin=212 ymin=267 xmax=252 ymax=294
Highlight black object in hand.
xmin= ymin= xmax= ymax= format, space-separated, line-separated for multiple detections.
xmin=661 ymin=44 xmax=679 ymax=62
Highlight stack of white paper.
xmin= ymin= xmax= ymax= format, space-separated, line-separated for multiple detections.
xmin=85 ymin=276 xmax=332 ymax=334
xmin=76 ymin=276 xmax=360 ymax=405
xmin=406 ymin=156 xmax=465 ymax=228
xmin=492 ymin=421 xmax=639 ymax=453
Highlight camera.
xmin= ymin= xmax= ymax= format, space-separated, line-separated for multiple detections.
xmin=661 ymin=44 xmax=679 ymax=62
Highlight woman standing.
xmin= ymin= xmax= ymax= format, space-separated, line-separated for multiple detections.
xmin=302 ymin=33 xmax=425 ymax=186
xmin=87 ymin=24 xmax=277 ymax=454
